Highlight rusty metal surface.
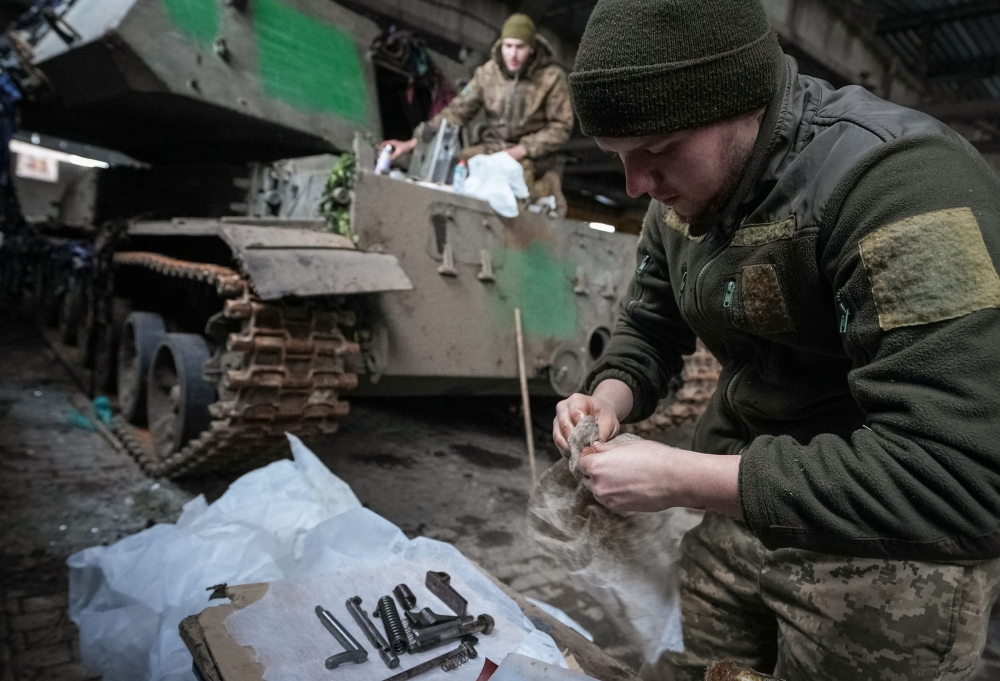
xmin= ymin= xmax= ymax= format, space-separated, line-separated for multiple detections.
xmin=218 ymin=224 xmax=355 ymax=250
xmin=109 ymin=262 xmax=360 ymax=479
xmin=113 ymin=251 xmax=247 ymax=297
xmin=348 ymin=170 xmax=639 ymax=394
xmin=237 ymin=249 xmax=413 ymax=300
xmin=24 ymin=0 xmax=385 ymax=161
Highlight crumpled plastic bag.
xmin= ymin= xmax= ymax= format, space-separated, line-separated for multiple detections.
xmin=462 ymin=152 xmax=529 ymax=218
xmin=528 ymin=420 xmax=704 ymax=665
xmin=69 ymin=435 xmax=564 ymax=681
xmin=68 ymin=435 xmax=361 ymax=681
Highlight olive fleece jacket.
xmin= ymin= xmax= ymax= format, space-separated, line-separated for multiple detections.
xmin=429 ymin=36 xmax=574 ymax=161
xmin=587 ymin=56 xmax=1000 ymax=561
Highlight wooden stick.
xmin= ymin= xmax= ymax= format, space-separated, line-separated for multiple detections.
xmin=514 ymin=308 xmax=537 ymax=486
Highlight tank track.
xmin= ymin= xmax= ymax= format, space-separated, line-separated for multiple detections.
xmin=110 ymin=252 xmax=360 ymax=479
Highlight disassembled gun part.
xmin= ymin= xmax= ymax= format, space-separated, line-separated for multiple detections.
xmin=393 ymin=583 xmax=417 ymax=611
xmin=405 ymin=608 xmax=462 ymax=629
xmin=381 ymin=636 xmax=478 ymax=681
xmin=374 ymin=595 xmax=409 ymax=655
xmin=346 ymin=596 xmax=399 ymax=669
xmin=409 ymin=614 xmax=494 ymax=653
xmin=315 ymin=605 xmax=368 ymax=670
xmin=425 ymin=571 xmax=468 ymax=618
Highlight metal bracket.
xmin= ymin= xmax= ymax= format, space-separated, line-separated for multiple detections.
xmin=477 ymin=249 xmax=494 ymax=282
xmin=425 ymin=571 xmax=467 ymax=618
xmin=437 ymin=244 xmax=457 ymax=277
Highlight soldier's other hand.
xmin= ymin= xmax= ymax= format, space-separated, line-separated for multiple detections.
xmin=379 ymin=138 xmax=417 ymax=160
xmin=552 ymin=393 xmax=620 ymax=458
xmin=578 ymin=439 xmax=743 ymax=518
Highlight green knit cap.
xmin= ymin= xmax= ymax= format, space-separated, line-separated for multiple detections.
xmin=570 ymin=0 xmax=782 ymax=138
xmin=501 ymin=13 xmax=537 ymax=45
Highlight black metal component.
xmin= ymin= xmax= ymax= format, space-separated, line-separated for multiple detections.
xmin=380 ymin=637 xmax=478 ymax=681
xmin=393 ymin=584 xmax=417 ymax=611
xmin=315 ymin=605 xmax=368 ymax=669
xmin=425 ymin=571 xmax=467 ymax=618
xmin=374 ymin=595 xmax=408 ymax=655
xmin=346 ymin=596 xmax=399 ymax=669
xmin=405 ymin=608 xmax=461 ymax=629
xmin=409 ymin=614 xmax=494 ymax=654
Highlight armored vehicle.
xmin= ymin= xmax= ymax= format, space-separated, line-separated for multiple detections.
xmin=2 ymin=0 xmax=638 ymax=478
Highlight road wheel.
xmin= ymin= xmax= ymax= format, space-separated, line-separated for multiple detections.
xmin=147 ymin=333 xmax=216 ymax=459
xmin=117 ymin=312 xmax=166 ymax=424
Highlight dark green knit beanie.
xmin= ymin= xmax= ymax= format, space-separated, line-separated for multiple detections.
xmin=571 ymin=0 xmax=782 ymax=137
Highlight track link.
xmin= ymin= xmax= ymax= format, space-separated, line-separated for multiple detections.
xmin=111 ymin=252 xmax=360 ymax=478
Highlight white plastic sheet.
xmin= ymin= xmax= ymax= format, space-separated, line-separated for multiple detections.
xmin=68 ymin=435 xmax=563 ymax=681
xmin=225 ymin=508 xmax=565 ymax=681
xmin=528 ymin=462 xmax=703 ymax=665
xmin=462 ymin=153 xmax=529 ymax=218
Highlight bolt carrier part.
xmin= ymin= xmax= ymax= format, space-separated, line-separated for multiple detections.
xmin=315 ymin=605 xmax=368 ymax=669
xmin=347 ymin=596 xmax=399 ymax=669
xmin=381 ymin=636 xmax=478 ymax=681
xmin=374 ymin=595 xmax=409 ymax=655
xmin=410 ymin=614 xmax=494 ymax=653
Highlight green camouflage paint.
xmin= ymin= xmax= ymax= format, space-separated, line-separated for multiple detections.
xmin=161 ymin=0 xmax=218 ymax=45
xmin=254 ymin=0 xmax=368 ymax=121
xmin=492 ymin=241 xmax=577 ymax=339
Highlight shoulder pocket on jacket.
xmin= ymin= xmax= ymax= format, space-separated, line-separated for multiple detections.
xmin=858 ymin=207 xmax=1000 ymax=331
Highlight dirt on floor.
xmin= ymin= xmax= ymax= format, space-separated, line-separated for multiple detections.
xmin=1 ymin=308 xmax=695 ymax=680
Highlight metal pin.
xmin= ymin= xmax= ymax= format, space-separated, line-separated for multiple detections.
xmin=315 ymin=605 xmax=367 ymax=669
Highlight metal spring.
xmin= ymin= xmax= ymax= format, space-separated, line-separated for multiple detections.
xmin=375 ymin=595 xmax=408 ymax=655
xmin=441 ymin=650 xmax=470 ymax=672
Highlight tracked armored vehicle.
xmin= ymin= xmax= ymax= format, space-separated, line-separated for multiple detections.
xmin=2 ymin=0 xmax=639 ymax=478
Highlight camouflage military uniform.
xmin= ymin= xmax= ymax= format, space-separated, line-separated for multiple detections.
xmin=586 ymin=54 xmax=1000 ymax=680
xmin=430 ymin=36 xmax=573 ymax=214
xmin=665 ymin=514 xmax=1000 ymax=681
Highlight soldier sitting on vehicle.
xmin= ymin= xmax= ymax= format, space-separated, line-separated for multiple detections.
xmin=380 ymin=14 xmax=574 ymax=216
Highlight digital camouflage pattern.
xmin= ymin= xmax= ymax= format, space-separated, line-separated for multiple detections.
xmin=430 ymin=35 xmax=574 ymax=161
xmin=663 ymin=514 xmax=1000 ymax=681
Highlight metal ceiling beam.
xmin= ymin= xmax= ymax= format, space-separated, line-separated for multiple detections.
xmin=921 ymin=98 xmax=1000 ymax=122
xmin=924 ymin=56 xmax=1000 ymax=84
xmin=876 ymin=0 xmax=1000 ymax=34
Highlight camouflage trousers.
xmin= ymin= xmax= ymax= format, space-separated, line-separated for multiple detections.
xmin=658 ymin=513 xmax=1000 ymax=681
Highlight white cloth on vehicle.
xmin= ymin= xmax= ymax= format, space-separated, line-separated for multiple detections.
xmin=462 ymin=152 xmax=530 ymax=218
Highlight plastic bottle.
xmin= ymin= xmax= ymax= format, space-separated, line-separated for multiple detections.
xmin=375 ymin=145 xmax=393 ymax=175
xmin=452 ymin=160 xmax=468 ymax=194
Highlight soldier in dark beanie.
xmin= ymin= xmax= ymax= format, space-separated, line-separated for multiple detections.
xmin=550 ymin=0 xmax=1000 ymax=679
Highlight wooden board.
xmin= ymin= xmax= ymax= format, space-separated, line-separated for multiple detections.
xmin=180 ymin=570 xmax=639 ymax=681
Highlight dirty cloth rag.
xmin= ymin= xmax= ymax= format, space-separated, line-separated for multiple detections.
xmin=462 ymin=152 xmax=530 ymax=218
xmin=529 ymin=417 xmax=704 ymax=664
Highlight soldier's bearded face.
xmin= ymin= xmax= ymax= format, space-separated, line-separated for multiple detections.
xmin=596 ymin=110 xmax=762 ymax=228
xmin=501 ymin=39 xmax=534 ymax=74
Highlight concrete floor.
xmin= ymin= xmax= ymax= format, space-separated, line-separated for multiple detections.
xmin=1 ymin=309 xmax=690 ymax=680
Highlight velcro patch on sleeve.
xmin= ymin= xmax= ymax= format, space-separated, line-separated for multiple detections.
xmin=742 ymin=264 xmax=795 ymax=334
xmin=731 ymin=216 xmax=796 ymax=247
xmin=858 ymin=207 xmax=1000 ymax=331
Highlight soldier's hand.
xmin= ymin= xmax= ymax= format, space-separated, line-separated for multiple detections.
xmin=552 ymin=393 xmax=621 ymax=458
xmin=379 ymin=138 xmax=417 ymax=161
